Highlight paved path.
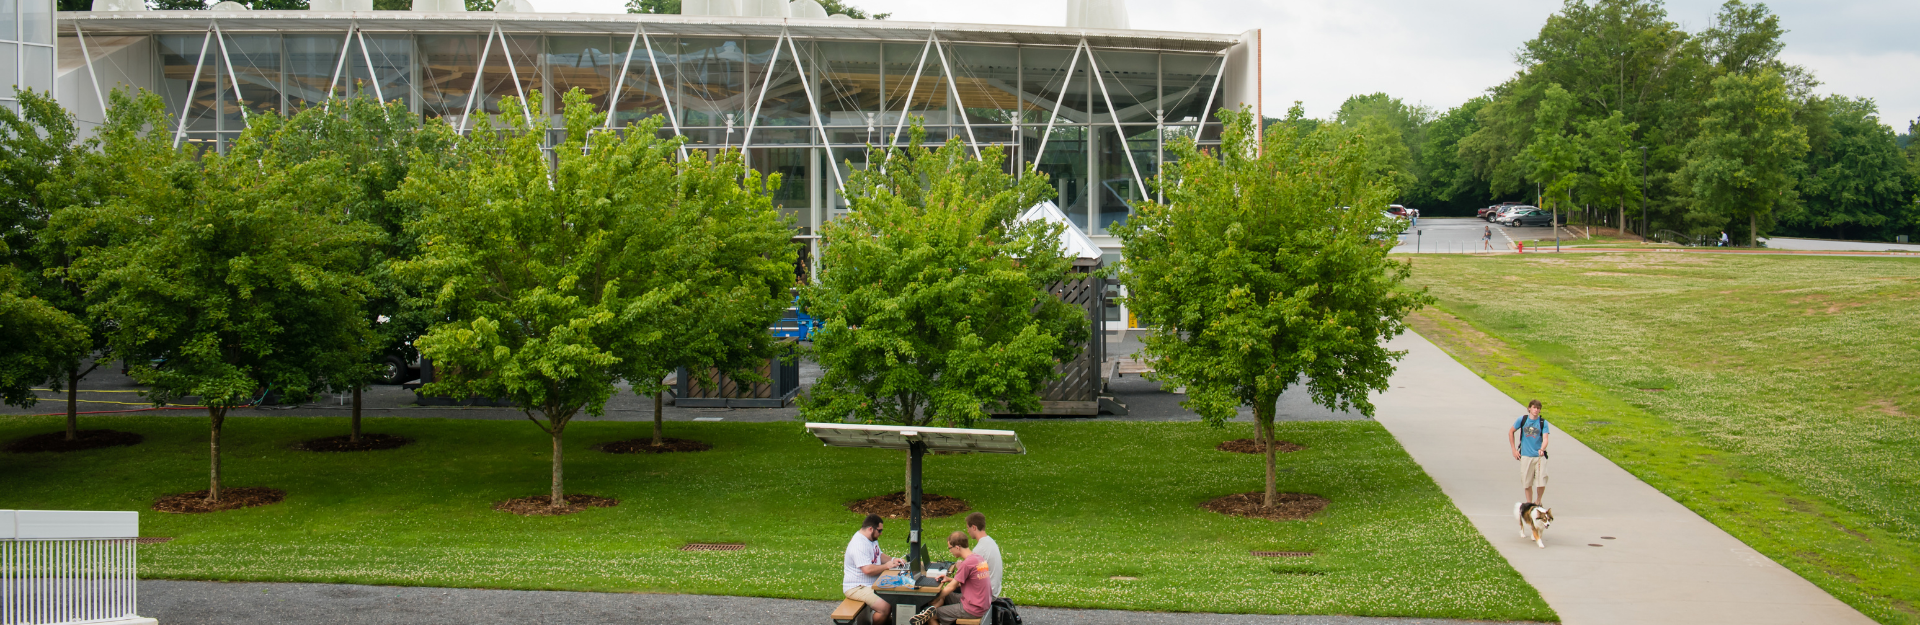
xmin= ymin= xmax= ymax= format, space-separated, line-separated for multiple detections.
xmin=1761 ymin=236 xmax=1920 ymax=253
xmin=1370 ymin=331 xmax=1875 ymax=625
xmin=137 ymin=580 xmax=1530 ymax=625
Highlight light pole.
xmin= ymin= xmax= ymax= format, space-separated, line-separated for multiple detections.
xmin=1638 ymin=146 xmax=1649 ymax=242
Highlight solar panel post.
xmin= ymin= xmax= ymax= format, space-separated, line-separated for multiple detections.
xmin=908 ymin=439 xmax=926 ymax=575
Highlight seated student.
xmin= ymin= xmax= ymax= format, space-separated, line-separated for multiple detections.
xmin=916 ymin=532 xmax=990 ymax=625
xmin=964 ymin=512 xmax=1002 ymax=598
xmin=844 ymin=514 xmax=906 ymax=624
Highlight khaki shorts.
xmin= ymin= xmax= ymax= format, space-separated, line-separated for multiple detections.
xmin=844 ymin=584 xmax=884 ymax=607
xmin=1519 ymin=455 xmax=1548 ymax=488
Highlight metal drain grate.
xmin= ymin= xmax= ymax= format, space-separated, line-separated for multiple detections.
xmin=135 ymin=537 xmax=173 ymax=544
xmin=1251 ymin=551 xmax=1313 ymax=558
xmin=681 ymin=543 xmax=745 ymax=551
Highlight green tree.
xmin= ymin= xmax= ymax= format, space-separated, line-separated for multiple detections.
xmin=60 ymin=93 xmax=378 ymax=503
xmin=1677 ymin=69 xmax=1808 ymax=245
xmin=1114 ymin=105 xmax=1431 ymax=508
xmin=1783 ymin=97 xmax=1910 ymax=241
xmin=1335 ymin=93 xmax=1425 ymax=199
xmin=0 ymin=265 xmax=86 ymax=410
xmin=1523 ymin=84 xmax=1583 ymax=220
xmin=1416 ymin=97 xmax=1494 ymax=215
xmin=397 ymin=89 xmax=794 ymax=507
xmin=0 ymin=88 xmax=107 ymax=437
xmin=1577 ymin=111 xmax=1642 ymax=233
xmin=798 ymin=126 xmax=1083 ymax=445
xmin=264 ymin=95 xmax=457 ymax=443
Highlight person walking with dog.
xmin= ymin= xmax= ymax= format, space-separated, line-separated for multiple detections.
xmin=1509 ymin=399 xmax=1551 ymax=504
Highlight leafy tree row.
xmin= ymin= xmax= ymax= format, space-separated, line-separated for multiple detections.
xmin=0 ymin=87 xmax=795 ymax=509
xmin=1325 ymin=0 xmax=1920 ymax=244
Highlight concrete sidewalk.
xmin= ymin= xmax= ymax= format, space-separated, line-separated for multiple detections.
xmin=136 ymin=580 xmax=1532 ymax=625
xmin=1371 ymin=331 xmax=1874 ymax=625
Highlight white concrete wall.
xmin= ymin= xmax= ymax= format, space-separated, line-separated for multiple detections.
xmin=55 ymin=34 xmax=153 ymax=137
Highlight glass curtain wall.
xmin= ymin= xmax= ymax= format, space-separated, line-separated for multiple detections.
xmin=144 ymin=29 xmax=1225 ymax=231
xmin=1 ymin=0 xmax=54 ymax=112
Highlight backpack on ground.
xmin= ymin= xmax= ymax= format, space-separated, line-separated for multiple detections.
xmin=990 ymin=597 xmax=1022 ymax=625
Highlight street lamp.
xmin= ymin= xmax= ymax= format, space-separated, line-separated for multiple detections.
xmin=1638 ymin=146 xmax=1649 ymax=242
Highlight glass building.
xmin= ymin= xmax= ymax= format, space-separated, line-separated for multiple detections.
xmin=2 ymin=0 xmax=55 ymax=110
xmin=56 ymin=9 xmax=1260 ymax=325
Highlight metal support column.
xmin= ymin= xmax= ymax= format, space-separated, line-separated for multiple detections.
xmin=907 ymin=439 xmax=927 ymax=574
xmin=458 ymin=24 xmax=498 ymax=134
xmin=929 ymin=35 xmax=979 ymax=157
xmin=885 ymin=32 xmax=934 ymax=151
xmin=72 ymin=23 xmax=107 ymax=122
xmin=171 ymin=30 xmax=212 ymax=148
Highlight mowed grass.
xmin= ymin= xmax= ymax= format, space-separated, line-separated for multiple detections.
xmin=1406 ymin=252 xmax=1920 ymax=624
xmin=0 ymin=415 xmax=1552 ymax=620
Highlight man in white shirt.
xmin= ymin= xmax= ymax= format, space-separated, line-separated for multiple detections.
xmin=964 ymin=512 xmax=1002 ymax=597
xmin=844 ymin=514 xmax=906 ymax=622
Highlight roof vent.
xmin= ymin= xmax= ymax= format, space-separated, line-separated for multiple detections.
xmin=1065 ymin=0 xmax=1129 ymax=29
xmin=740 ymin=0 xmax=787 ymax=17
xmin=491 ymin=0 xmax=534 ymax=12
xmin=787 ymin=0 xmax=826 ymax=19
xmin=210 ymin=1 xmax=249 ymax=10
xmin=681 ymin=0 xmax=740 ymax=16
xmin=411 ymin=0 xmax=468 ymax=11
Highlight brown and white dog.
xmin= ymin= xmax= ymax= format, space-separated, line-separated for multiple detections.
xmin=1515 ymin=502 xmax=1554 ymax=548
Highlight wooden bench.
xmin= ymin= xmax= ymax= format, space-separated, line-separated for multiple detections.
xmin=830 ymin=598 xmax=867 ymax=625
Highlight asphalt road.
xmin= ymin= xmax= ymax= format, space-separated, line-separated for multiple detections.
xmin=1391 ymin=217 xmax=1567 ymax=254
xmin=138 ymin=580 xmax=1536 ymax=625
xmin=1760 ymin=236 xmax=1920 ymax=252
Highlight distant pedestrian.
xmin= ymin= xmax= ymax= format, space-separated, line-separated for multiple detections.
xmin=1483 ymin=225 xmax=1494 ymax=251
xmin=1509 ymin=400 xmax=1551 ymax=505
xmin=1719 ymin=231 xmax=1729 ymax=247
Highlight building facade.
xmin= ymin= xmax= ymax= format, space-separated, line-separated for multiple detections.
xmin=56 ymin=7 xmax=1258 ymax=326
xmin=4 ymin=0 xmax=56 ymax=110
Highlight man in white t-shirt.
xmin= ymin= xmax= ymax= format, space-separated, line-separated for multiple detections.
xmin=844 ymin=514 xmax=906 ymax=622
xmin=964 ymin=512 xmax=1002 ymax=597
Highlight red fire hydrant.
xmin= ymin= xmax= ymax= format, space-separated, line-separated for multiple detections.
xmin=1517 ymin=241 xmax=1525 ymax=254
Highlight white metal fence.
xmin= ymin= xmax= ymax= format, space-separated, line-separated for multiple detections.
xmin=1 ymin=510 xmax=147 ymax=625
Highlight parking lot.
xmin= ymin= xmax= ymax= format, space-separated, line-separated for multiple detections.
xmin=1392 ymin=216 xmax=1569 ymax=253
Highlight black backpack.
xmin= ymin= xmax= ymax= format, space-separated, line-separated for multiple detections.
xmin=990 ymin=597 xmax=1022 ymax=625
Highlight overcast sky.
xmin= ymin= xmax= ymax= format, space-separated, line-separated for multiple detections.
xmin=530 ymin=0 xmax=1920 ymax=131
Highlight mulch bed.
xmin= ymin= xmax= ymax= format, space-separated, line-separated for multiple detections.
xmin=153 ymin=487 xmax=286 ymax=514
xmin=5 ymin=429 xmax=144 ymax=453
xmin=294 ymin=434 xmax=413 ymax=452
xmin=493 ymin=494 xmax=620 ymax=516
xmin=1217 ymin=438 xmax=1306 ymax=454
xmin=593 ymin=437 xmax=713 ymax=454
xmin=1200 ymin=492 xmax=1330 ymax=521
xmin=846 ymin=492 xmax=971 ymax=519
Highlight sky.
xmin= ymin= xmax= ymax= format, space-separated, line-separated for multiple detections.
xmin=528 ymin=0 xmax=1920 ymax=132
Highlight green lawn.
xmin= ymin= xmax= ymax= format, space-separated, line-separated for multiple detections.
xmin=1406 ymin=253 xmax=1920 ymax=624
xmin=0 ymin=415 xmax=1553 ymax=621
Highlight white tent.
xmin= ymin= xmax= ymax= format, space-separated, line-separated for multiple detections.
xmin=1017 ymin=200 xmax=1104 ymax=261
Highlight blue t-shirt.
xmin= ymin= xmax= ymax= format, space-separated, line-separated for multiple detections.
xmin=1513 ymin=415 xmax=1549 ymax=457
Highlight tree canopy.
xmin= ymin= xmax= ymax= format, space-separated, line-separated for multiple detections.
xmin=1115 ymin=106 xmax=1431 ymax=507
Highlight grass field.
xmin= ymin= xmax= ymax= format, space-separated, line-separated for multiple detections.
xmin=0 ymin=416 xmax=1554 ymax=621
xmin=1406 ymin=252 xmax=1920 ymax=624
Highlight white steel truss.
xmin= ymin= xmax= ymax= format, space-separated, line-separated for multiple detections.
xmin=71 ymin=23 xmax=107 ymax=122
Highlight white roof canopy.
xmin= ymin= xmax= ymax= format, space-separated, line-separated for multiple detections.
xmin=805 ymin=423 xmax=1026 ymax=454
xmin=1018 ymin=200 xmax=1104 ymax=261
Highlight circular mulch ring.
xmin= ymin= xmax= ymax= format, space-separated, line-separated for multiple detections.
xmin=493 ymin=494 xmax=620 ymax=516
xmin=1217 ymin=438 xmax=1306 ymax=454
xmin=846 ymin=492 xmax=971 ymax=519
xmin=5 ymin=429 xmax=144 ymax=453
xmin=1201 ymin=492 xmax=1330 ymax=521
xmin=294 ymin=434 xmax=413 ymax=452
xmin=153 ymin=487 xmax=286 ymax=514
xmin=593 ymin=438 xmax=712 ymax=454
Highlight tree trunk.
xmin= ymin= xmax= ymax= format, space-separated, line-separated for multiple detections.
xmin=551 ymin=425 xmax=565 ymax=508
xmin=652 ymin=392 xmax=664 ymax=446
xmin=350 ymin=387 xmax=362 ymax=443
xmin=1750 ymin=213 xmax=1757 ymax=248
xmin=65 ymin=369 xmax=79 ymax=441
xmin=208 ymin=407 xmax=226 ymax=503
xmin=1257 ymin=397 xmax=1279 ymax=508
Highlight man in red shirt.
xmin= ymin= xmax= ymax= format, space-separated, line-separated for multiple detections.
xmin=916 ymin=531 xmax=991 ymax=625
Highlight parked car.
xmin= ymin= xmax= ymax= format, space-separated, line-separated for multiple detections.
xmin=1505 ymin=208 xmax=1564 ymax=227
xmin=1387 ymin=204 xmax=1419 ymax=219
xmin=1491 ymin=205 xmax=1537 ymax=224
xmin=1482 ymin=202 xmax=1528 ymax=220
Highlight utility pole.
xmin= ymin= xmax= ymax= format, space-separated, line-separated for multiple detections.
xmin=1638 ymin=147 xmax=1649 ymax=242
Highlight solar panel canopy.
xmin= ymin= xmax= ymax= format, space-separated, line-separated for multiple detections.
xmin=805 ymin=423 xmax=1026 ymax=455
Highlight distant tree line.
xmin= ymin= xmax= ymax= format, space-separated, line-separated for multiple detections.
xmin=1290 ymin=0 xmax=1920 ymax=244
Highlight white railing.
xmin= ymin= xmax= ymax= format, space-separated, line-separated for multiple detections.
xmin=1 ymin=510 xmax=153 ymax=625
